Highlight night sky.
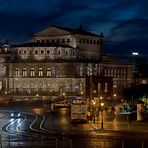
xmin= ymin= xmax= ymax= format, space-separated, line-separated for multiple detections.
xmin=0 ymin=0 xmax=148 ymax=55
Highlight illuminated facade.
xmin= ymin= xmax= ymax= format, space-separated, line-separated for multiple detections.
xmin=0 ymin=25 xmax=133 ymax=101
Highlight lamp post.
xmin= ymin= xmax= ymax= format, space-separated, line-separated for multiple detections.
xmin=62 ymin=92 xmax=66 ymax=100
xmin=100 ymin=102 xmax=104 ymax=129
xmin=92 ymin=100 xmax=96 ymax=123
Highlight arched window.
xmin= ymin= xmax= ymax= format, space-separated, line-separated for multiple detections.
xmin=47 ymin=68 xmax=52 ymax=77
xmin=22 ymin=68 xmax=27 ymax=76
xmin=15 ymin=68 xmax=20 ymax=76
xmin=30 ymin=68 xmax=35 ymax=76
xmin=39 ymin=68 xmax=43 ymax=76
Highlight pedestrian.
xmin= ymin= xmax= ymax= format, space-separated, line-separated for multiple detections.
xmin=111 ymin=106 xmax=115 ymax=115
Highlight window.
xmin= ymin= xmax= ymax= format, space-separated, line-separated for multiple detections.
xmin=35 ymin=50 xmax=38 ymax=54
xmin=58 ymin=51 xmax=60 ymax=55
xmin=30 ymin=68 xmax=35 ymax=76
xmin=79 ymin=39 xmax=82 ymax=43
xmin=39 ymin=68 xmax=43 ymax=76
xmin=97 ymin=40 xmax=99 ymax=44
xmin=24 ymin=50 xmax=27 ymax=54
xmin=51 ymin=39 xmax=54 ymax=43
xmin=62 ymin=39 xmax=65 ymax=43
xmin=47 ymin=50 xmax=50 ymax=54
xmin=15 ymin=68 xmax=20 ymax=76
xmin=47 ymin=68 xmax=52 ymax=77
xmin=22 ymin=68 xmax=27 ymax=76
xmin=46 ymin=40 xmax=49 ymax=43
xmin=19 ymin=51 xmax=21 ymax=54
xmin=83 ymin=39 xmax=85 ymax=43
xmin=105 ymin=83 xmax=108 ymax=92
xmin=142 ymin=80 xmax=146 ymax=84
xmin=36 ymin=40 xmax=40 ymax=43
xmin=65 ymin=51 xmax=68 ymax=55
xmin=86 ymin=39 xmax=89 ymax=43
xmin=41 ymin=50 xmax=44 ymax=54
xmin=56 ymin=39 xmax=60 ymax=43
xmin=80 ymin=67 xmax=83 ymax=76
xmin=72 ymin=52 xmax=75 ymax=56
xmin=93 ymin=40 xmax=96 ymax=44
xmin=41 ymin=40 xmax=44 ymax=43
xmin=67 ymin=39 xmax=70 ymax=42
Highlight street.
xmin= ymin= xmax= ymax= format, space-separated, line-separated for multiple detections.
xmin=0 ymin=107 xmax=148 ymax=147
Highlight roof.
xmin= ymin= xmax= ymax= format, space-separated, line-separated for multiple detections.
xmin=33 ymin=25 xmax=103 ymax=38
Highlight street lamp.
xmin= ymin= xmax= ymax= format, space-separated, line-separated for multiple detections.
xmin=92 ymin=100 xmax=96 ymax=123
xmin=100 ymin=102 xmax=104 ymax=129
xmin=62 ymin=92 xmax=66 ymax=100
xmin=80 ymin=91 xmax=83 ymax=95
xmin=113 ymin=93 xmax=117 ymax=97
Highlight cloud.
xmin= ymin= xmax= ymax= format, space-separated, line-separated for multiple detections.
xmin=107 ymin=19 xmax=148 ymax=42
xmin=0 ymin=0 xmax=147 ymax=55
xmin=104 ymin=19 xmax=148 ymax=54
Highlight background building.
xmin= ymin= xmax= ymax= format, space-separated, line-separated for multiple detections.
xmin=0 ymin=25 xmax=133 ymax=102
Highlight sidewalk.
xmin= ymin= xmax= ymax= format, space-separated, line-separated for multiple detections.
xmin=89 ymin=111 xmax=148 ymax=133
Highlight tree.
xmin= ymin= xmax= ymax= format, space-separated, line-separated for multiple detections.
xmin=122 ymin=84 xmax=148 ymax=101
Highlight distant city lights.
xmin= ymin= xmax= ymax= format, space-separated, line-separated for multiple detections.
xmin=132 ymin=52 xmax=139 ymax=56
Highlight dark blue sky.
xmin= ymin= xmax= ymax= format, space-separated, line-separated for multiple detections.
xmin=0 ymin=0 xmax=148 ymax=55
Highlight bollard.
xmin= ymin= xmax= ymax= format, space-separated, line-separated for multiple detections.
xmin=17 ymin=134 xmax=20 ymax=147
xmin=122 ymin=140 xmax=124 ymax=148
xmin=142 ymin=140 xmax=144 ymax=148
xmin=41 ymin=135 xmax=44 ymax=145
xmin=55 ymin=138 xmax=58 ymax=148
xmin=9 ymin=135 xmax=11 ymax=147
xmin=70 ymin=139 xmax=72 ymax=148
xmin=29 ymin=136 xmax=32 ymax=143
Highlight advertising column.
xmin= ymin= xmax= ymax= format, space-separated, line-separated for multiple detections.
xmin=137 ymin=103 xmax=144 ymax=121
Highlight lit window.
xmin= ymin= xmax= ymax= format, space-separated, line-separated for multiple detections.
xmin=47 ymin=68 xmax=52 ymax=77
xmin=22 ymin=68 xmax=27 ymax=76
xmin=15 ymin=68 xmax=20 ymax=76
xmin=142 ymin=80 xmax=146 ymax=84
xmin=39 ymin=68 xmax=43 ymax=76
xmin=30 ymin=68 xmax=35 ymax=76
